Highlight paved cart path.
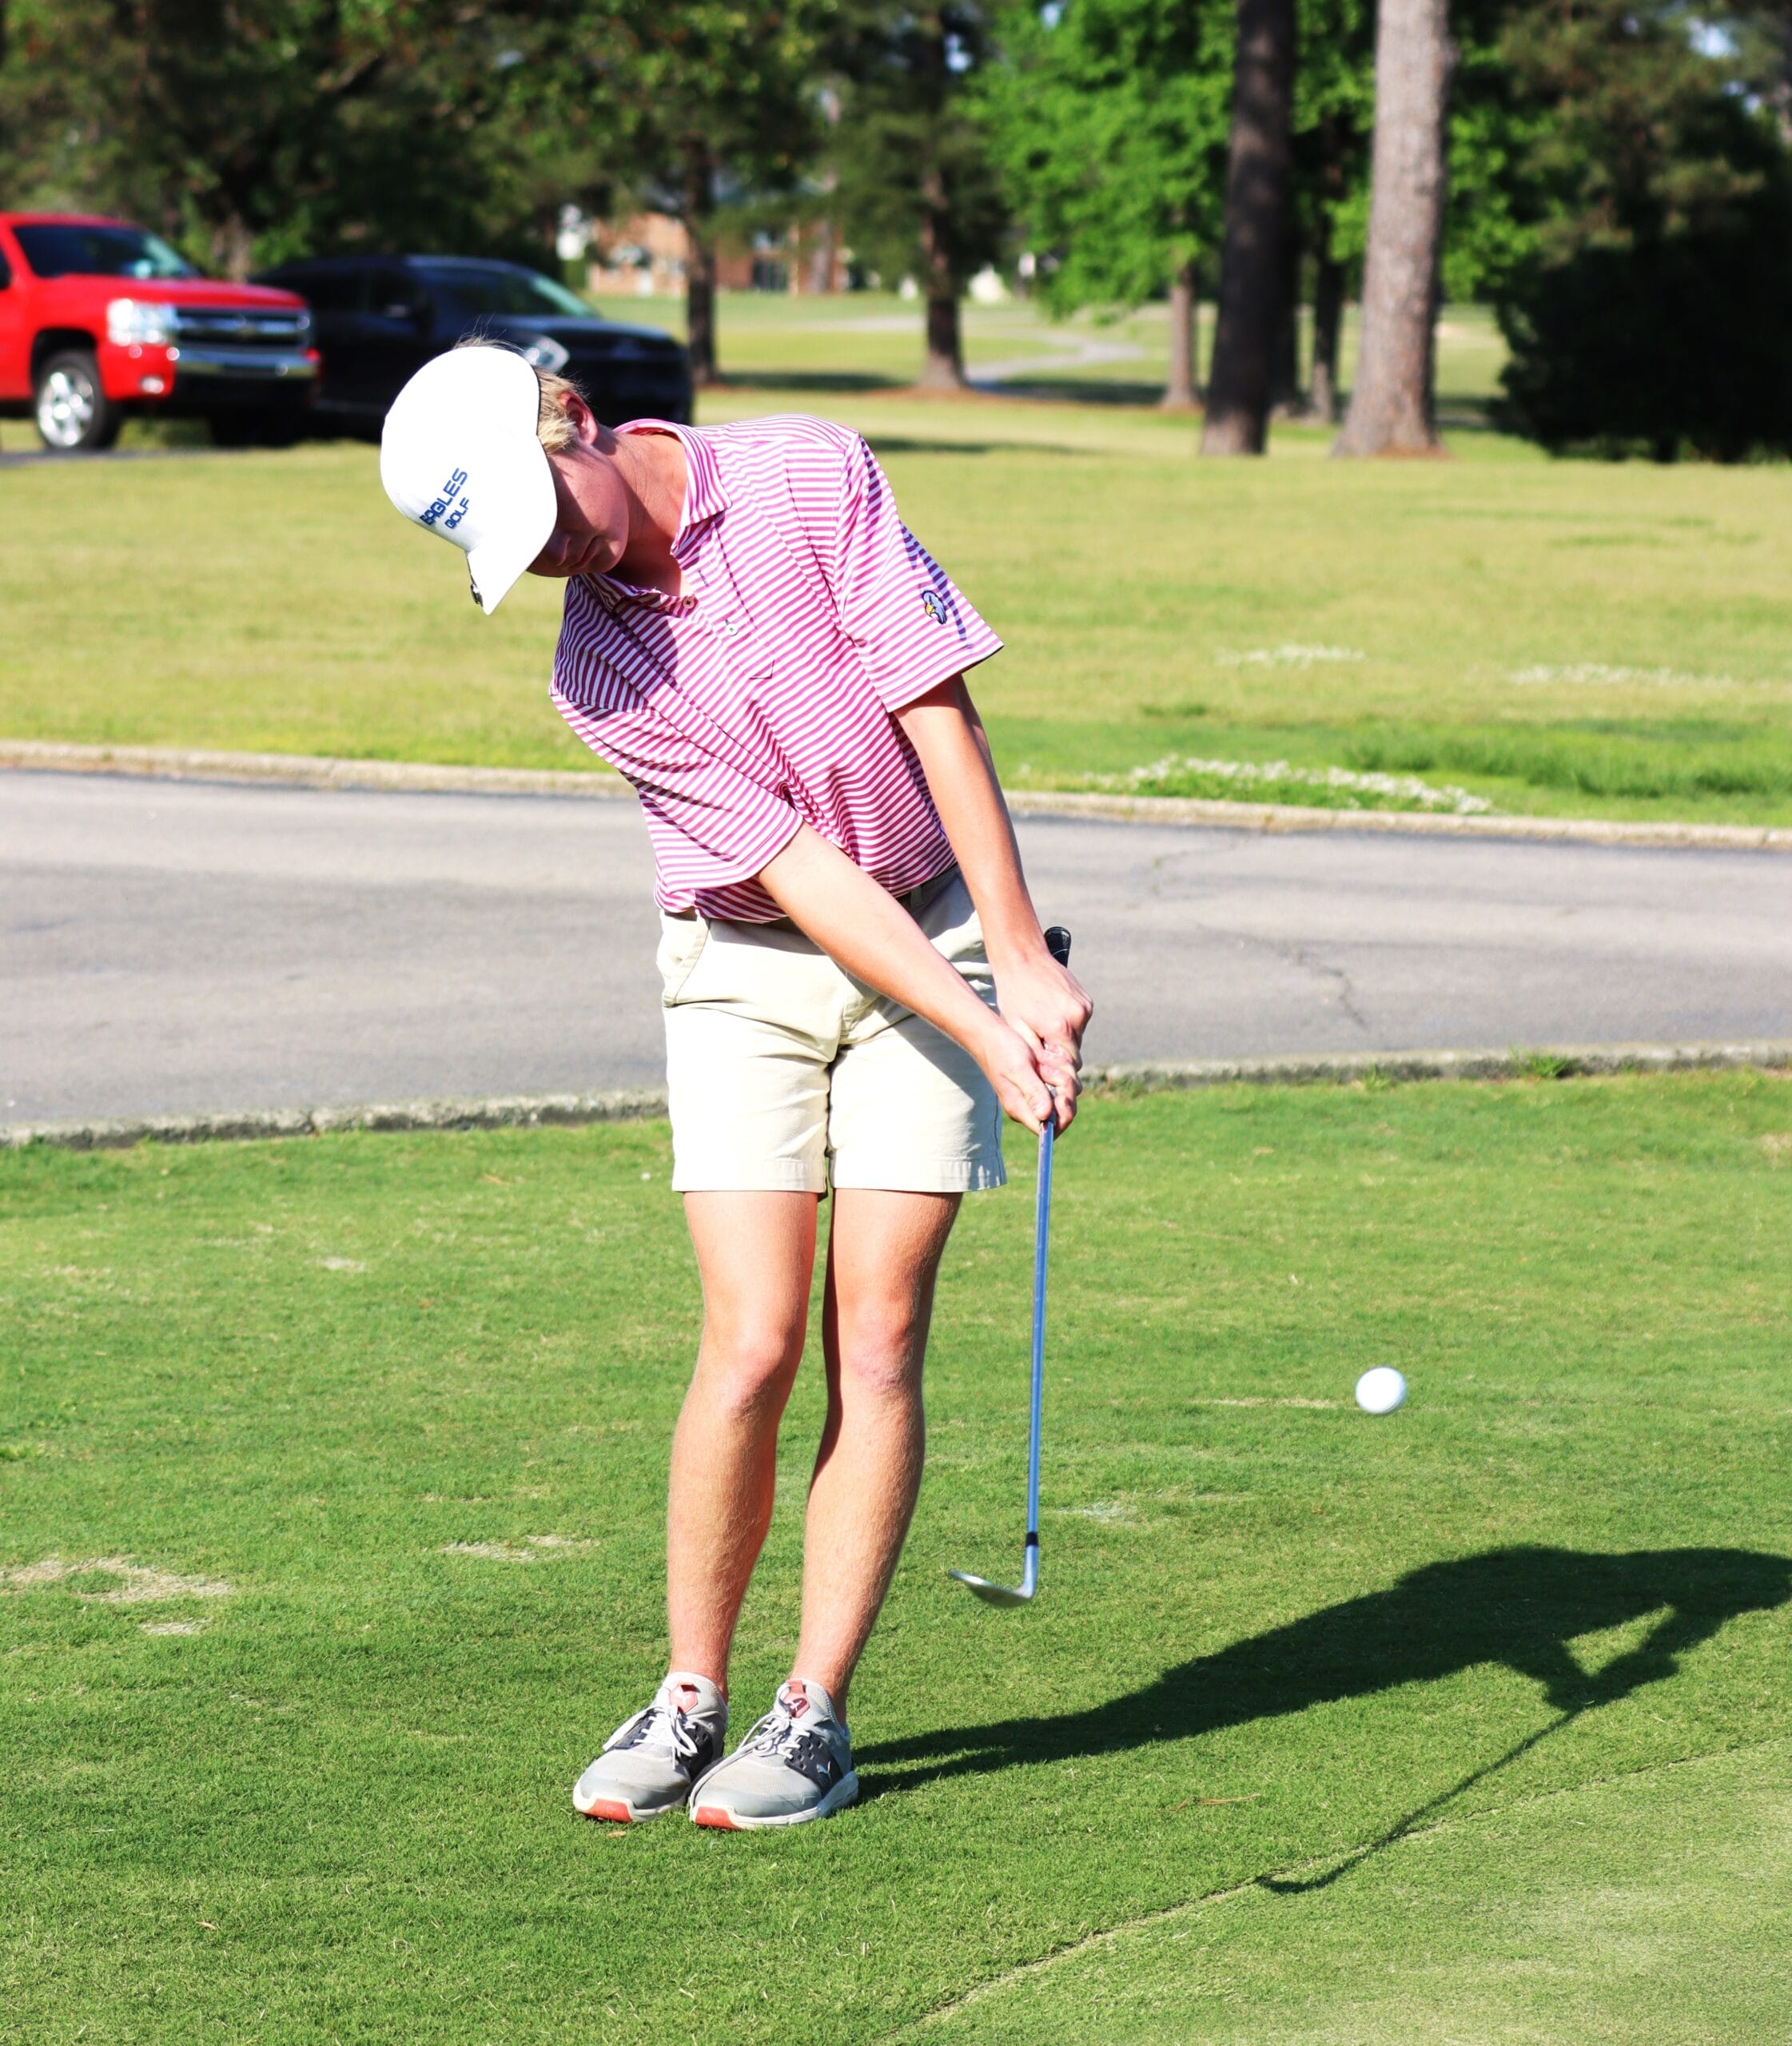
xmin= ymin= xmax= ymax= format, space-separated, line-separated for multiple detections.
xmin=5 ymin=770 xmax=1790 ymax=1124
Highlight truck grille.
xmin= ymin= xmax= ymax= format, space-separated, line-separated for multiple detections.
xmin=174 ymin=308 xmax=310 ymax=348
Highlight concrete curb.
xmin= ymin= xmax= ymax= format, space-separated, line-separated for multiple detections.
xmin=5 ymin=739 xmax=1790 ymax=850
xmin=0 ymin=739 xmax=634 ymax=801
xmin=0 ymin=1087 xmax=671 ymax=1154
xmin=1007 ymin=789 xmax=1792 ymax=852
xmin=1091 ymin=1040 xmax=1792 ymax=1092
xmin=6 ymin=1044 xmax=1786 ymax=1154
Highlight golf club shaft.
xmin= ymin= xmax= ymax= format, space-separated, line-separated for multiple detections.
xmin=1025 ymin=1113 xmax=1051 ymax=1551
xmin=1025 ymin=924 xmax=1072 ymax=1554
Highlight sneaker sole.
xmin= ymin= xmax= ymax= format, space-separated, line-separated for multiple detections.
xmin=691 ymin=1771 xmax=859 ymax=1831
xmin=573 ymin=1792 xmax=687 ymax=1824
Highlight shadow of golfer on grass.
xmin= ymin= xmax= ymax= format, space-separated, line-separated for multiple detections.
xmin=860 ymin=1546 xmax=1791 ymax=1844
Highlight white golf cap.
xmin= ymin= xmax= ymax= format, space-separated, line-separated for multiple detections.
xmin=380 ymin=345 xmax=558 ymax=615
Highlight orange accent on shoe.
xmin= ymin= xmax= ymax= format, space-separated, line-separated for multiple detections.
xmin=693 ymin=1805 xmax=739 ymax=1829
xmin=579 ymin=1798 xmax=635 ymax=1824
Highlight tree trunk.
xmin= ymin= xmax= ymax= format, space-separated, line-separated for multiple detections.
xmin=1270 ymin=219 xmax=1300 ymax=414
xmin=213 ymin=209 xmax=256 ymax=282
xmin=922 ymin=290 xmax=964 ymax=389
xmin=918 ymin=168 xmax=965 ymax=389
xmin=1201 ymin=0 xmax=1296 ymax=455
xmin=683 ymin=140 xmax=719 ymax=388
xmin=1333 ymin=0 xmax=1454 ymax=455
xmin=1308 ymin=250 xmax=1344 ymax=422
xmin=808 ymin=217 xmax=836 ymax=295
xmin=1162 ymin=261 xmax=1199 ymax=409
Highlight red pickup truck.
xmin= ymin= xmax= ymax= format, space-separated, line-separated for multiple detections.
xmin=0 ymin=212 xmax=319 ymax=452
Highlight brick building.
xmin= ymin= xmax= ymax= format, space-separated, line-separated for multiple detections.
xmin=586 ymin=213 xmax=851 ymax=297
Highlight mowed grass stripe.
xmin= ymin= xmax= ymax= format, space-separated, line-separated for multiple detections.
xmin=910 ymin=1735 xmax=1792 ymax=2044
xmin=2 ymin=1073 xmax=1790 ymax=2042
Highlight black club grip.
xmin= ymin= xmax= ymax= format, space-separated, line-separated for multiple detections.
xmin=1044 ymin=925 xmax=1072 ymax=966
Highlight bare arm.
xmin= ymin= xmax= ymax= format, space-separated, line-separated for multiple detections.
xmin=895 ymin=677 xmax=1093 ymax=1125
xmin=758 ymin=823 xmax=1059 ymax=1133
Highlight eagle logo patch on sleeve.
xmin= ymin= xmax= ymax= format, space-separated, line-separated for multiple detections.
xmin=921 ymin=589 xmax=949 ymax=624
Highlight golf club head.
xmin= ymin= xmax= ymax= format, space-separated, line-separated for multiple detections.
xmin=948 ymin=1544 xmax=1039 ymax=1607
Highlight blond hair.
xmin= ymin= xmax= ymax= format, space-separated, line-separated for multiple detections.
xmin=452 ymin=337 xmax=585 ymax=452
xmin=534 ymin=368 xmax=583 ymax=452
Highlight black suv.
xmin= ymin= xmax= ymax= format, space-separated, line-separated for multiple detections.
xmin=253 ymin=254 xmax=691 ymax=432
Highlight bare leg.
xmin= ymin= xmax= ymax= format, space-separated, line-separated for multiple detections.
xmin=793 ymin=1188 xmax=961 ymax=1710
xmin=667 ymin=1191 xmax=819 ymax=1694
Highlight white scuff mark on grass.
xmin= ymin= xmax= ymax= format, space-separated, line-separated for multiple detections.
xmin=1054 ymin=1501 xmax=1136 ymax=1524
xmin=1510 ymin=663 xmax=1742 ymax=689
xmin=1192 ymin=1396 xmax=1340 ymax=1410
xmin=1761 ymin=1132 xmax=1792 ymax=1164
xmin=438 ymin=1534 xmax=594 ymax=1562
xmin=1096 ymin=756 xmax=1491 ymax=815
xmin=318 ymin=1256 xmax=367 ymax=1272
xmin=1213 ymin=645 xmax=1365 ymax=669
xmin=4 ymin=1556 xmax=233 ymax=1603
xmin=141 ymin=1618 xmax=206 ymax=1636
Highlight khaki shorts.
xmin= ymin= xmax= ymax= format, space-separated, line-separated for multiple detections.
xmin=657 ymin=867 xmax=1005 ymax=1195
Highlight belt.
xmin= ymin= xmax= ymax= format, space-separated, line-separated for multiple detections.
xmin=667 ymin=863 xmax=960 ymax=925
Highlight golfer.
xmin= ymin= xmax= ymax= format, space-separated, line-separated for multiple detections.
xmin=380 ymin=342 xmax=1091 ymax=1829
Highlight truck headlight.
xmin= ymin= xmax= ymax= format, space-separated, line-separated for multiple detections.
xmin=106 ymin=299 xmax=180 ymax=348
xmin=520 ymin=334 xmax=569 ymax=373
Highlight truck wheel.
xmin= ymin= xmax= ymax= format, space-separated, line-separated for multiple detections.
xmin=34 ymin=350 xmax=121 ymax=453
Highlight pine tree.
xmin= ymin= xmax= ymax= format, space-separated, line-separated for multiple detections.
xmin=1200 ymin=0 xmax=1296 ymax=451
xmin=986 ymin=0 xmax=1233 ymax=408
xmin=584 ymin=0 xmax=822 ymax=387
xmin=1333 ymin=0 xmax=1455 ymax=452
xmin=827 ymin=0 xmax=1009 ymax=389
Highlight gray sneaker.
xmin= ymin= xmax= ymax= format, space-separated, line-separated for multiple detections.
xmin=689 ymin=1678 xmax=858 ymax=1829
xmin=573 ymin=1672 xmax=727 ymax=1824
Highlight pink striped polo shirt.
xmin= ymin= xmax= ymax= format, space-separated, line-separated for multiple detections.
xmin=550 ymin=414 xmax=1002 ymax=923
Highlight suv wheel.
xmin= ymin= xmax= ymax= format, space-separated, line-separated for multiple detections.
xmin=34 ymin=350 xmax=121 ymax=453
xmin=209 ymin=408 xmax=306 ymax=450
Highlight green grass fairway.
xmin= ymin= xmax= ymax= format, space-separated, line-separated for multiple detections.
xmin=4 ymin=1073 xmax=1790 ymax=2043
xmin=5 ymin=294 xmax=1792 ymax=822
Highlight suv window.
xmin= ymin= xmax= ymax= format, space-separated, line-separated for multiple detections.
xmin=420 ymin=265 xmax=591 ymax=320
xmin=14 ymin=223 xmax=197 ymax=280
xmin=0 ymin=249 xmax=10 ymax=289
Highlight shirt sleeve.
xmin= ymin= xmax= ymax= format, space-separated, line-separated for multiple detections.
xmin=824 ymin=432 xmax=1003 ymax=712
xmin=552 ymin=681 xmax=802 ymax=889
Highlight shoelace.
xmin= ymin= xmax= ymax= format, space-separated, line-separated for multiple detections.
xmin=611 ymin=1702 xmax=707 ymax=1766
xmin=741 ymin=1702 xmax=802 ymax=1757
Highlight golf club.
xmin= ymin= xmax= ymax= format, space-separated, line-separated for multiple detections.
xmin=950 ymin=924 xmax=1072 ymax=1608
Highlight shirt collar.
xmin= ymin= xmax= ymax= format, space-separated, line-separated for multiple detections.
xmin=615 ymin=419 xmax=727 ymax=546
xmin=588 ymin=420 xmax=724 ymax=612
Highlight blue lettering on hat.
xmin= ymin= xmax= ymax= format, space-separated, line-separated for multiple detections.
xmin=420 ymin=468 xmax=471 ymax=528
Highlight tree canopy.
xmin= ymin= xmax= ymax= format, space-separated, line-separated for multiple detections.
xmin=0 ymin=0 xmax=567 ymax=276
xmin=6 ymin=0 xmax=1792 ymax=449
xmin=985 ymin=0 xmax=1233 ymax=316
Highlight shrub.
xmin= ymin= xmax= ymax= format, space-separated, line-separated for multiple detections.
xmin=1492 ymin=205 xmax=1792 ymax=461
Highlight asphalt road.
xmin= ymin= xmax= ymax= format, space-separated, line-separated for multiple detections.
xmin=6 ymin=769 xmax=1791 ymax=1125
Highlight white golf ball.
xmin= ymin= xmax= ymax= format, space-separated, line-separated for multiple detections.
xmin=1355 ymin=1366 xmax=1408 ymax=1415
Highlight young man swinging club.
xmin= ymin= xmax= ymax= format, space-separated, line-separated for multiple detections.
xmin=380 ymin=344 xmax=1092 ymax=1829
